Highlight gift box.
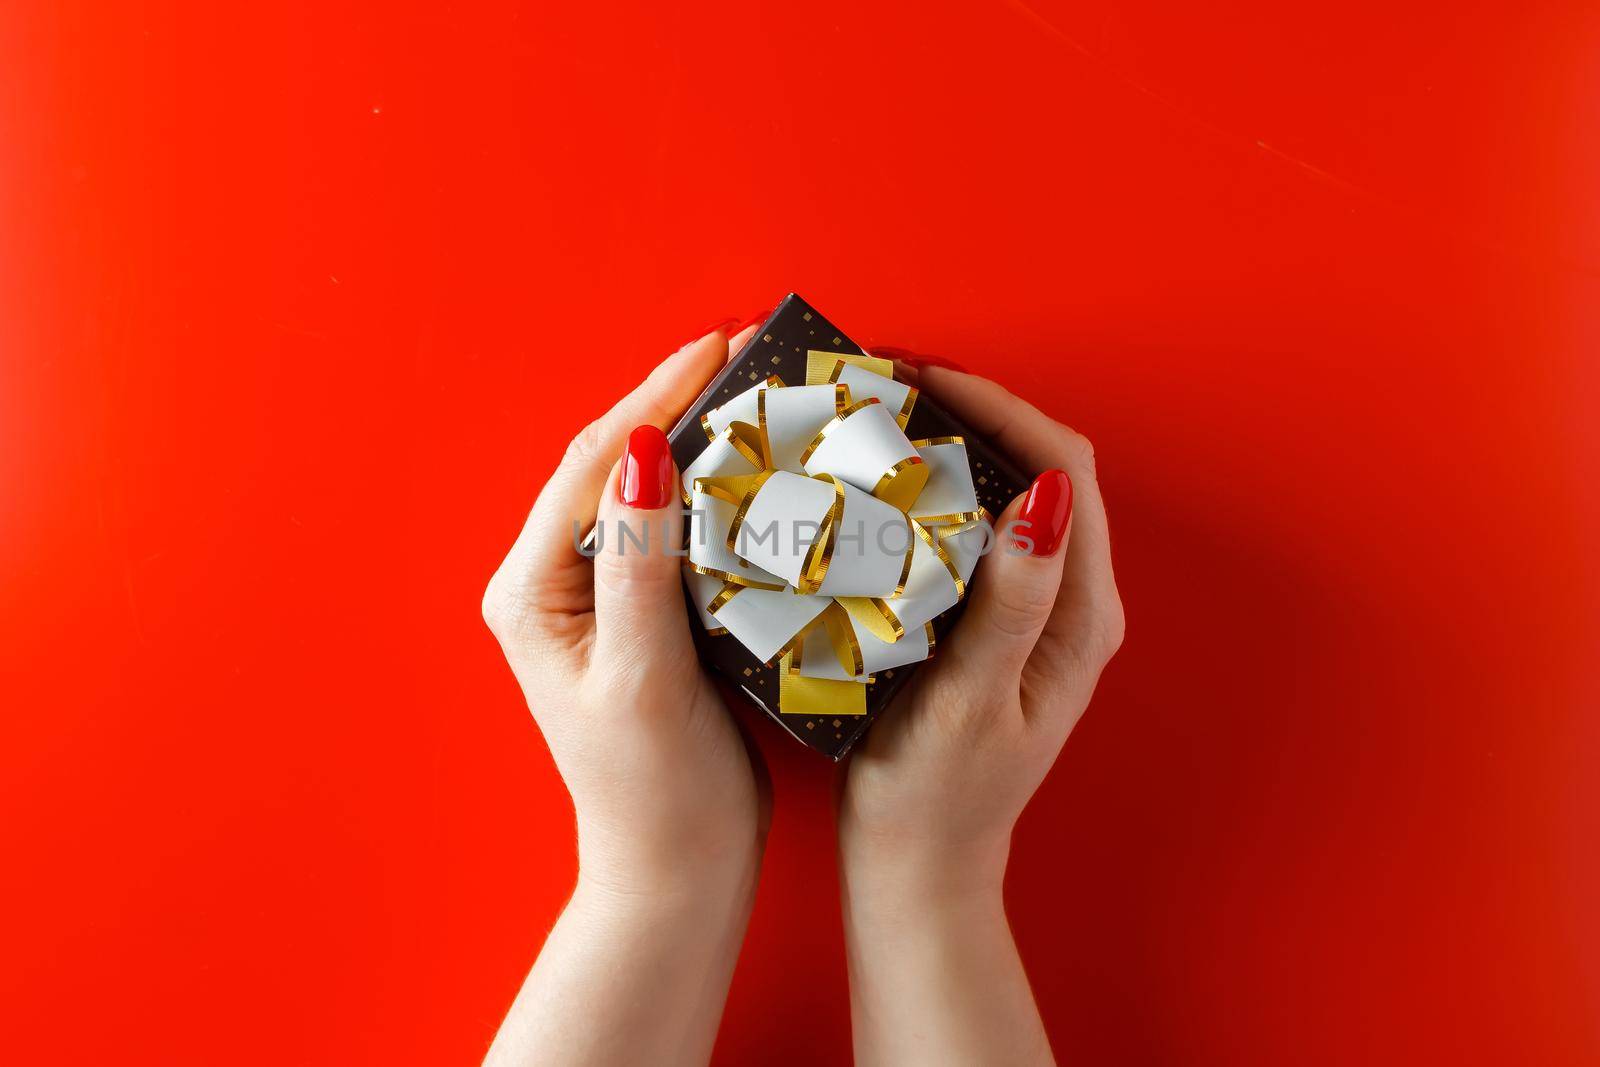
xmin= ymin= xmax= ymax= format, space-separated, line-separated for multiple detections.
xmin=668 ymin=294 xmax=1029 ymax=759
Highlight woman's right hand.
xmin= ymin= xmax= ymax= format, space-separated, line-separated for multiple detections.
xmin=837 ymin=363 xmax=1125 ymax=1066
xmin=481 ymin=324 xmax=770 ymax=1067
xmin=481 ymin=325 xmax=769 ymax=903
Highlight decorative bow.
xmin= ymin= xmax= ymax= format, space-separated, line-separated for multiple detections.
xmin=681 ymin=350 xmax=990 ymax=719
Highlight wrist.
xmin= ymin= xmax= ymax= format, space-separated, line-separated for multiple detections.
xmin=567 ymin=862 xmax=759 ymax=951
xmin=574 ymin=822 xmax=763 ymax=926
xmin=838 ymin=831 xmax=1010 ymax=926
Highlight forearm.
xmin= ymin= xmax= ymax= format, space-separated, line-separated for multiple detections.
xmin=485 ymin=868 xmax=757 ymax=1067
xmin=840 ymin=844 xmax=1054 ymax=1067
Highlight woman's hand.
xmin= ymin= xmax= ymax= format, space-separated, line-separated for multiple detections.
xmin=481 ymin=324 xmax=767 ymax=1067
xmin=837 ymin=363 xmax=1125 ymax=1066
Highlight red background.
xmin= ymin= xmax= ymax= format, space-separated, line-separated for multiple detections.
xmin=5 ymin=1 xmax=1598 ymax=1062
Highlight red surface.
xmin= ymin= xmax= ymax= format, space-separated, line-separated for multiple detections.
xmin=5 ymin=2 xmax=1598 ymax=1063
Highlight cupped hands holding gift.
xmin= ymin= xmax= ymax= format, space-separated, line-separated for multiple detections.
xmin=482 ymin=319 xmax=1123 ymax=1067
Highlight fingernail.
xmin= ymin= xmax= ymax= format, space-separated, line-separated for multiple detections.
xmin=620 ymin=425 xmax=674 ymax=509
xmin=872 ymin=347 xmax=969 ymax=374
xmin=686 ymin=317 xmax=739 ymax=346
xmin=889 ymin=358 xmax=921 ymax=387
xmin=1014 ymin=469 xmax=1073 ymax=556
xmin=731 ymin=309 xmax=769 ymax=335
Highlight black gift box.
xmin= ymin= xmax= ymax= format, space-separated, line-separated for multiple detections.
xmin=668 ymin=294 xmax=1029 ymax=759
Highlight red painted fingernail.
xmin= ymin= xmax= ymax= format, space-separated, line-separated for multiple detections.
xmin=620 ymin=425 xmax=673 ymax=509
xmin=871 ymin=347 xmax=969 ymax=374
xmin=1014 ymin=469 xmax=1073 ymax=556
xmin=731 ymin=309 xmax=769 ymax=335
xmin=888 ymin=358 xmax=921 ymax=387
xmin=686 ymin=317 xmax=739 ymax=346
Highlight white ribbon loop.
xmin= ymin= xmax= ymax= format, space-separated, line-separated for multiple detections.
xmin=801 ymin=399 xmax=928 ymax=509
xmin=795 ymin=609 xmax=932 ymax=681
xmin=687 ymin=486 xmax=786 ymax=589
xmin=909 ymin=437 xmax=980 ymax=524
xmin=813 ymin=481 xmax=912 ymax=599
xmin=828 ymin=360 xmax=917 ymax=428
xmin=708 ymin=585 xmax=831 ymax=665
xmin=730 ymin=470 xmax=840 ymax=589
xmin=761 ymin=384 xmax=848 ymax=471
xmin=701 ymin=377 xmax=781 ymax=440
xmin=842 ymin=529 xmax=960 ymax=641
xmin=681 ymin=427 xmax=761 ymax=503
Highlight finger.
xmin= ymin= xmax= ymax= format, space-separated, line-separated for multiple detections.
xmin=879 ymin=348 xmax=969 ymax=386
xmin=484 ymin=329 xmax=730 ymax=631
xmin=589 ymin=426 xmax=698 ymax=682
xmin=916 ymin=365 xmax=1118 ymax=627
xmin=941 ymin=479 xmax=1069 ymax=690
xmin=726 ymin=323 xmax=760 ymax=361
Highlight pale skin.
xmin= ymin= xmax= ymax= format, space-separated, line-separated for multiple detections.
xmin=482 ymin=325 xmax=1124 ymax=1066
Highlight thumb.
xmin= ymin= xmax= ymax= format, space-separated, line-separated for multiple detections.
xmin=944 ymin=469 xmax=1074 ymax=682
xmin=590 ymin=425 xmax=697 ymax=679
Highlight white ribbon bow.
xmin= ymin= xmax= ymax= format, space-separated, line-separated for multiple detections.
xmin=680 ymin=351 xmax=990 ymax=718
